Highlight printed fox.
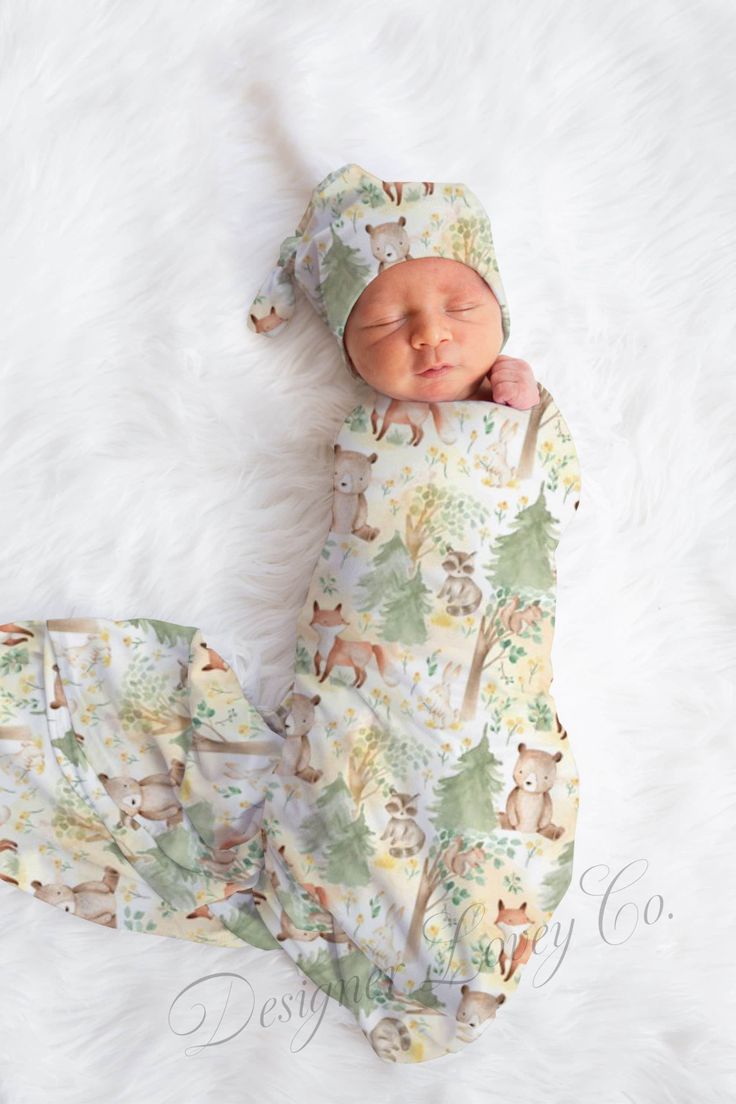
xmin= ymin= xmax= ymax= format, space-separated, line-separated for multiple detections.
xmin=493 ymin=899 xmax=535 ymax=983
xmin=370 ymin=396 xmax=458 ymax=447
xmin=310 ymin=601 xmax=399 ymax=688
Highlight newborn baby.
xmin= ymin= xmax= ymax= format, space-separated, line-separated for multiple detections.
xmin=343 ymin=253 xmax=540 ymax=410
xmin=0 ymin=164 xmax=581 ymax=1068
xmin=241 ymin=163 xmax=583 ymax=1063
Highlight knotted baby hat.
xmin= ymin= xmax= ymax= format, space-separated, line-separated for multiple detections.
xmin=246 ymin=162 xmax=510 ymax=379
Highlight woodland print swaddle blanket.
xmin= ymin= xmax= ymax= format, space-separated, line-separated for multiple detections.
xmin=0 ymin=382 xmax=581 ymax=1064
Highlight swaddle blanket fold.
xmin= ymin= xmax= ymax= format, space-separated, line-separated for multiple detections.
xmin=0 ymin=382 xmax=581 ymax=1065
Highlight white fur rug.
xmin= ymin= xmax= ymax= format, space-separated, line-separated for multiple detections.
xmin=1 ymin=0 xmax=734 ymax=1099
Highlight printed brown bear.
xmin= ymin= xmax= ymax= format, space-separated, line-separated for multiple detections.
xmin=31 ymin=865 xmax=120 ymax=928
xmin=98 ymin=759 xmax=186 ymax=831
xmin=365 ymin=217 xmax=413 ymax=271
xmin=331 ymin=444 xmax=379 ymax=541
xmin=497 ymin=742 xmax=565 ymax=840
xmin=455 ymin=985 xmax=506 ymax=1029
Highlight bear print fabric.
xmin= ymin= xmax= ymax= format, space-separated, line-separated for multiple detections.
xmin=245 ymin=162 xmax=511 ymax=379
xmin=0 ymin=381 xmax=582 ymax=1064
xmin=247 ymin=380 xmax=583 ymax=1062
xmin=0 ymin=618 xmax=283 ymax=950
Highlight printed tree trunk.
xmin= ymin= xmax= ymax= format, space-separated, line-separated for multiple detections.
xmin=406 ymin=841 xmax=453 ymax=960
xmin=459 ymin=482 xmax=560 ymax=722
xmin=459 ymin=604 xmax=501 ymax=723
xmin=517 ymin=383 xmax=556 ymax=480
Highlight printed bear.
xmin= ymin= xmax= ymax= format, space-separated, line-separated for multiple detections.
xmin=497 ymin=742 xmax=565 ymax=840
xmin=98 ymin=759 xmax=186 ymax=831
xmin=455 ymin=985 xmax=506 ymax=1029
xmin=365 ymin=217 xmax=413 ymax=271
xmin=271 ymin=692 xmax=323 ymax=784
xmin=331 ymin=444 xmax=379 ymax=541
xmin=31 ymin=865 xmax=120 ymax=928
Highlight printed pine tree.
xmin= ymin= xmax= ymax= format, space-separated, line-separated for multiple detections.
xmin=459 ymin=482 xmax=560 ymax=722
xmin=379 ymin=563 xmax=434 ymax=645
xmin=427 ymin=733 xmax=504 ymax=835
xmin=218 ymin=902 xmax=281 ymax=951
xmin=485 ymin=482 xmax=559 ymax=593
xmin=294 ymin=946 xmax=388 ymax=1017
xmin=134 ymin=845 xmax=201 ymax=911
xmin=354 ymin=531 xmax=434 ymax=644
xmin=354 ymin=532 xmax=411 ymax=613
xmin=538 ymin=839 xmax=575 ymax=912
xmin=324 ymin=806 xmax=376 ymax=886
xmin=298 ymin=774 xmax=355 ymax=855
xmin=297 ymin=774 xmax=377 ymax=886
xmin=318 ymin=226 xmax=372 ymax=334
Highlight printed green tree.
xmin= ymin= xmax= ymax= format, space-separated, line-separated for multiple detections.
xmin=324 ymin=806 xmax=376 ymax=886
xmin=460 ymin=482 xmax=560 ymax=722
xmin=318 ymin=226 xmax=372 ymax=334
xmin=427 ymin=733 xmax=505 ymax=835
xmin=406 ymin=734 xmax=504 ymax=957
xmin=354 ymin=531 xmax=434 ymax=645
xmin=538 ymin=839 xmax=575 ymax=912
xmin=294 ymin=944 xmax=446 ymax=1021
xmin=404 ymin=481 xmax=487 ymax=565
xmin=298 ymin=774 xmax=376 ymax=887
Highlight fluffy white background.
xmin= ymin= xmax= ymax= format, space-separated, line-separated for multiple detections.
xmin=0 ymin=0 xmax=734 ymax=1100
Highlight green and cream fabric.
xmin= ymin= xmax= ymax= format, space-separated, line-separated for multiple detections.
xmin=246 ymin=162 xmax=511 ymax=377
xmin=0 ymin=383 xmax=582 ymax=1064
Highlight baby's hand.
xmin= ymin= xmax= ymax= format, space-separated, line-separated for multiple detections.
xmin=487 ymin=355 xmax=540 ymax=410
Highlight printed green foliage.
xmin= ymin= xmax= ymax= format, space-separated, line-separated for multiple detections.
xmin=51 ymin=726 xmax=87 ymax=769
xmin=354 ymin=532 xmax=434 ymax=645
xmin=538 ymin=840 xmax=575 ymax=912
xmin=345 ymin=404 xmax=370 ymax=433
xmin=298 ymin=774 xmax=355 ymax=853
xmin=319 ymin=227 xmax=372 ymax=334
xmin=406 ymin=482 xmax=488 ymax=563
xmin=297 ymin=774 xmax=376 ymax=887
xmin=220 ymin=904 xmax=281 ymax=951
xmin=324 ymin=806 xmax=376 ymax=886
xmin=294 ymin=637 xmax=313 ymax=674
xmin=119 ymin=648 xmax=188 ymax=739
xmin=131 ymin=845 xmax=201 ymax=911
xmin=295 ymin=946 xmax=385 ymax=1017
xmin=484 ymin=483 xmax=559 ymax=593
xmin=450 ymin=213 xmax=499 ymax=274
xmin=0 ymin=645 xmax=30 ymax=678
xmin=356 ymin=178 xmax=388 ymax=208
xmin=379 ymin=566 xmax=434 ymax=645
xmin=126 ymin=619 xmax=196 ymax=648
xmin=122 ymin=905 xmax=158 ymax=933
xmin=428 ymin=734 xmax=504 ymax=834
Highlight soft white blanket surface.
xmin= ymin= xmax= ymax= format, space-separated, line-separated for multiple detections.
xmin=0 ymin=1 xmax=733 ymax=1100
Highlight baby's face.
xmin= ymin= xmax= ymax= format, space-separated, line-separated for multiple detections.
xmin=343 ymin=257 xmax=504 ymax=402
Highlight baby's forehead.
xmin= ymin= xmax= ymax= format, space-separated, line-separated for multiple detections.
xmin=365 ymin=260 xmax=484 ymax=304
